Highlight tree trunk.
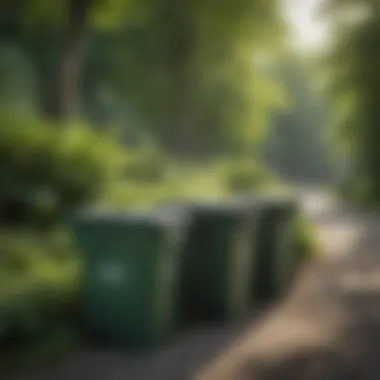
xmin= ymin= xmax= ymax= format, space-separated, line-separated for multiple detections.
xmin=46 ymin=0 xmax=90 ymax=121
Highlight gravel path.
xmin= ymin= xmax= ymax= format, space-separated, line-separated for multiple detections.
xmin=11 ymin=187 xmax=380 ymax=380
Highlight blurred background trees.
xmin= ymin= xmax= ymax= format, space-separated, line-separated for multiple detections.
xmin=322 ymin=0 xmax=380 ymax=205
xmin=260 ymin=54 xmax=334 ymax=183
xmin=3 ymin=0 xmax=379 ymax=211
xmin=1 ymin=0 xmax=285 ymax=155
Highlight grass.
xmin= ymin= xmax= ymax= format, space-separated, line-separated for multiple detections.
xmin=101 ymin=170 xmax=231 ymax=208
xmin=101 ymin=160 xmax=286 ymax=209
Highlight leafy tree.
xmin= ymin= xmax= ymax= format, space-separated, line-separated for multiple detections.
xmin=106 ymin=0 xmax=285 ymax=155
xmin=1 ymin=0 xmax=286 ymax=158
xmin=1 ymin=0 xmax=143 ymax=120
xmin=322 ymin=0 xmax=380 ymax=203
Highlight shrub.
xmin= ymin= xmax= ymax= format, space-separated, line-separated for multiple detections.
xmin=0 ymin=229 xmax=80 ymax=344
xmin=0 ymin=111 xmax=125 ymax=227
xmin=337 ymin=175 xmax=380 ymax=209
xmin=292 ymin=213 xmax=320 ymax=261
xmin=216 ymin=158 xmax=273 ymax=193
xmin=123 ymin=148 xmax=168 ymax=183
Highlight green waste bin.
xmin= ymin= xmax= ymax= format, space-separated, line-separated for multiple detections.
xmin=253 ymin=195 xmax=299 ymax=300
xmin=177 ymin=200 xmax=258 ymax=322
xmin=71 ymin=208 xmax=189 ymax=349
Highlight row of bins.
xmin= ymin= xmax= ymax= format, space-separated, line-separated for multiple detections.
xmin=70 ymin=195 xmax=302 ymax=349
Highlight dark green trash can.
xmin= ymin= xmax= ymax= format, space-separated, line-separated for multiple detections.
xmin=253 ymin=195 xmax=299 ymax=300
xmin=177 ymin=200 xmax=258 ymax=322
xmin=71 ymin=208 xmax=189 ymax=349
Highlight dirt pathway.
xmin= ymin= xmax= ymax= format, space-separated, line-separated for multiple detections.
xmin=12 ymin=188 xmax=380 ymax=380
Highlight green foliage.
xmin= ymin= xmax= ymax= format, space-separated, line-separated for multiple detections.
xmin=105 ymin=0 xmax=285 ymax=155
xmin=3 ymin=0 xmax=285 ymax=155
xmin=103 ymin=155 xmax=279 ymax=207
xmin=292 ymin=213 xmax=320 ymax=261
xmin=216 ymin=159 xmax=273 ymax=193
xmin=123 ymin=149 xmax=169 ymax=183
xmin=102 ymin=167 xmax=228 ymax=207
xmin=0 ymin=43 xmax=37 ymax=110
xmin=0 ymin=228 xmax=80 ymax=376
xmin=324 ymin=1 xmax=380 ymax=205
xmin=0 ymin=229 xmax=80 ymax=343
xmin=21 ymin=0 xmax=144 ymax=29
xmin=337 ymin=175 xmax=380 ymax=209
xmin=0 ymin=111 xmax=125 ymax=227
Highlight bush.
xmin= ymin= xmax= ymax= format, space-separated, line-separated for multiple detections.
xmin=337 ymin=175 xmax=380 ymax=209
xmin=123 ymin=148 xmax=169 ymax=183
xmin=0 ymin=111 xmax=125 ymax=227
xmin=292 ymin=213 xmax=320 ymax=262
xmin=0 ymin=228 xmax=81 ymax=376
xmin=0 ymin=229 xmax=80 ymax=344
xmin=216 ymin=158 xmax=273 ymax=193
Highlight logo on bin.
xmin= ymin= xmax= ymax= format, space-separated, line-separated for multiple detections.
xmin=98 ymin=263 xmax=127 ymax=284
